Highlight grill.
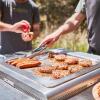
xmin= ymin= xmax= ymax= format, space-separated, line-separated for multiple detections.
xmin=0 ymin=50 xmax=100 ymax=100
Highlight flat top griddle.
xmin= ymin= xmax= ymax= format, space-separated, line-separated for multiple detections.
xmin=24 ymin=54 xmax=100 ymax=88
xmin=3 ymin=51 xmax=100 ymax=88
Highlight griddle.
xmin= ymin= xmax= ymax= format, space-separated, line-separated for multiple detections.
xmin=0 ymin=50 xmax=99 ymax=100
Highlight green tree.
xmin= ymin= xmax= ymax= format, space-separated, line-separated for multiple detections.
xmin=38 ymin=0 xmax=79 ymax=31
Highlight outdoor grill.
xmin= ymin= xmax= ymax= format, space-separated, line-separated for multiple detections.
xmin=0 ymin=50 xmax=100 ymax=100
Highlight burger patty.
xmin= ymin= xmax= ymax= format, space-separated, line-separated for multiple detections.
xmin=52 ymin=70 xmax=70 ymax=79
xmin=68 ymin=65 xmax=83 ymax=73
xmin=38 ymin=66 xmax=57 ymax=73
xmin=54 ymin=54 xmax=66 ymax=61
xmin=78 ymin=59 xmax=92 ymax=67
xmin=65 ymin=56 xmax=79 ymax=65
xmin=52 ymin=62 xmax=68 ymax=70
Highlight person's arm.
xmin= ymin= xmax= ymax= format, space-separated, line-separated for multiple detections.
xmin=0 ymin=22 xmax=13 ymax=32
xmin=0 ymin=20 xmax=30 ymax=33
xmin=52 ymin=12 xmax=85 ymax=36
xmin=39 ymin=12 xmax=85 ymax=47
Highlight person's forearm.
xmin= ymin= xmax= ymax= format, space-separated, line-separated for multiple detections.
xmin=53 ymin=12 xmax=85 ymax=36
xmin=0 ymin=22 xmax=13 ymax=32
xmin=53 ymin=22 xmax=75 ymax=36
xmin=0 ymin=20 xmax=31 ymax=34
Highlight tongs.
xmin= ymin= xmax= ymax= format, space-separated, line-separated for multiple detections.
xmin=26 ymin=45 xmax=47 ymax=58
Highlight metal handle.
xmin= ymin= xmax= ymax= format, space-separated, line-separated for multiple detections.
xmin=27 ymin=45 xmax=47 ymax=58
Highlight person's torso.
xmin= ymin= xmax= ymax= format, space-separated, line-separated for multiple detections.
xmin=0 ymin=0 xmax=36 ymax=54
xmin=85 ymin=0 xmax=100 ymax=53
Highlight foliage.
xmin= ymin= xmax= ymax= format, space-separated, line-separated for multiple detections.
xmin=37 ymin=0 xmax=79 ymax=29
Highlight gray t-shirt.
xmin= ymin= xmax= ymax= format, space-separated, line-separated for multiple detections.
xmin=0 ymin=0 xmax=40 ymax=54
xmin=75 ymin=0 xmax=100 ymax=54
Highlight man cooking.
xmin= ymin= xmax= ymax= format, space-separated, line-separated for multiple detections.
xmin=40 ymin=0 xmax=100 ymax=55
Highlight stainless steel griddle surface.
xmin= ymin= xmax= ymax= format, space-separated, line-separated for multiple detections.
xmin=3 ymin=51 xmax=100 ymax=88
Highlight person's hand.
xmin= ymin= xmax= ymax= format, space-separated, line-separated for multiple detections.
xmin=39 ymin=33 xmax=61 ymax=47
xmin=21 ymin=33 xmax=33 ymax=42
xmin=11 ymin=20 xmax=30 ymax=34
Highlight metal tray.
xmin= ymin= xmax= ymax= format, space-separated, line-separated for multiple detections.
xmin=3 ymin=51 xmax=100 ymax=88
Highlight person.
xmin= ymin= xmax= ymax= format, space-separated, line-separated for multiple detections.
xmin=40 ymin=0 xmax=100 ymax=55
xmin=0 ymin=20 xmax=30 ymax=33
xmin=0 ymin=0 xmax=40 ymax=54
